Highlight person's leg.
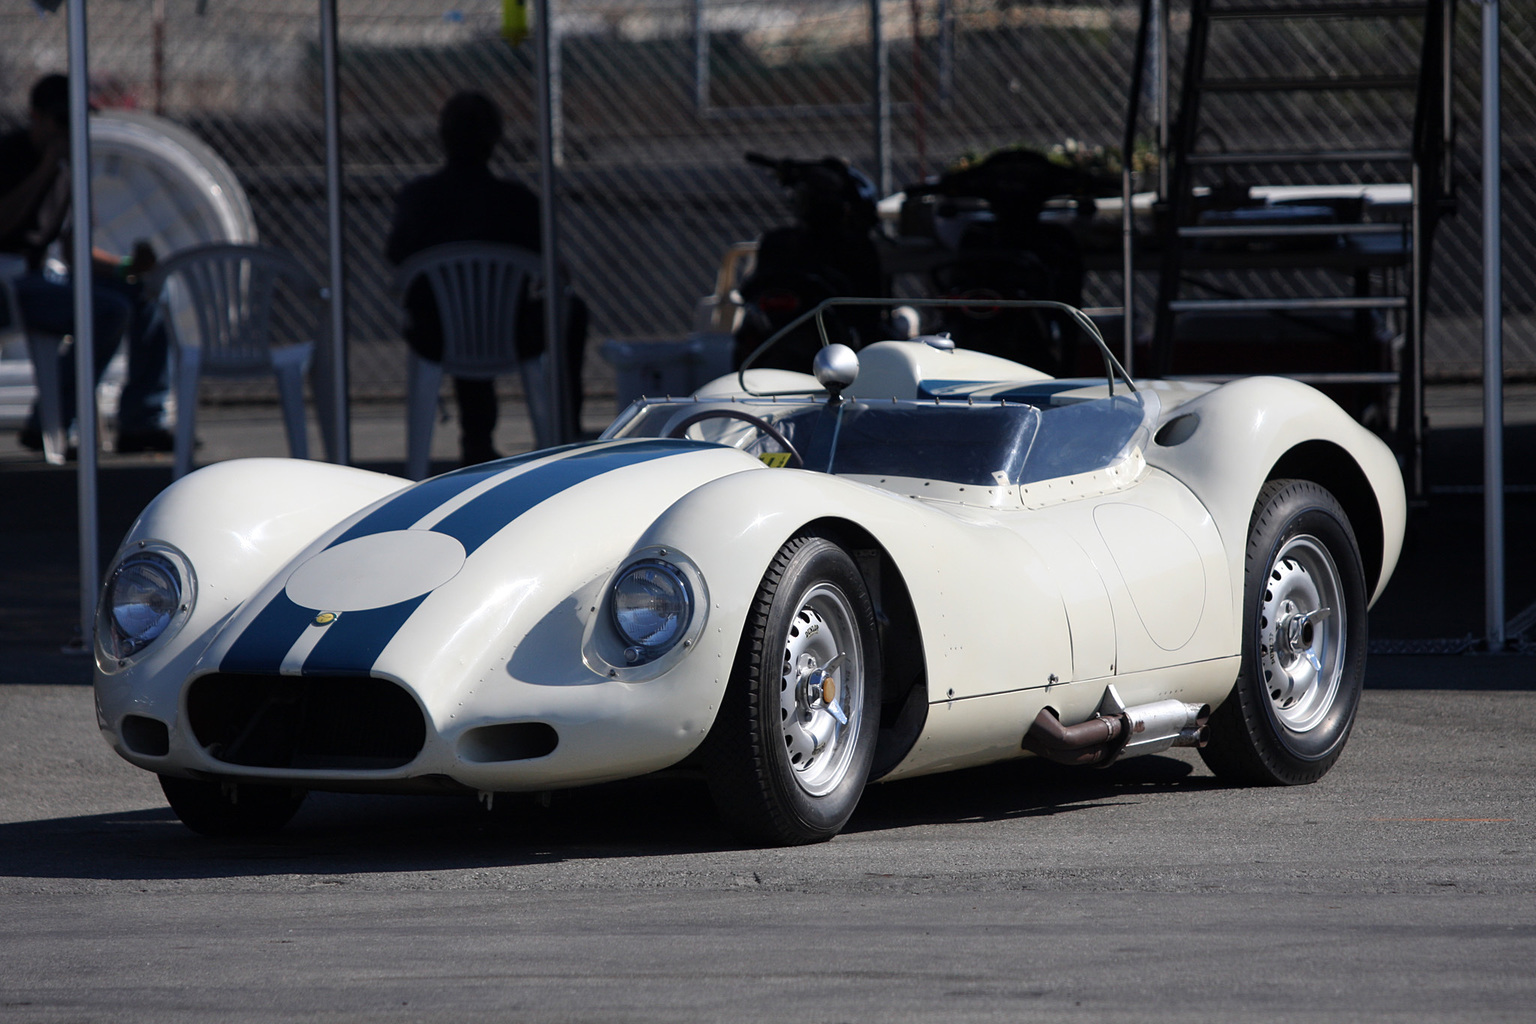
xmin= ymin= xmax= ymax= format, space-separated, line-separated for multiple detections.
xmin=519 ymin=295 xmax=588 ymax=441
xmin=97 ymin=275 xmax=169 ymax=441
xmin=454 ymin=376 xmax=499 ymax=465
xmin=565 ymin=295 xmax=589 ymax=436
xmin=14 ymin=271 xmax=131 ymax=431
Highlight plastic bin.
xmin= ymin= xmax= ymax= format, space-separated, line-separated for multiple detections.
xmin=601 ymin=332 xmax=735 ymax=412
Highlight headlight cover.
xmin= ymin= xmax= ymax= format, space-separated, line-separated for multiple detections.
xmin=98 ymin=543 xmax=196 ymax=664
xmin=610 ymin=558 xmax=693 ymax=663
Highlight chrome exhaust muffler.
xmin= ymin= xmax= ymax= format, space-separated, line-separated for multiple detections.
xmin=1022 ymin=684 xmax=1209 ymax=767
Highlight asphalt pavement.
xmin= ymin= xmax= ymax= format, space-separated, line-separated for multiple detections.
xmin=2 ymin=666 xmax=1533 ymax=1022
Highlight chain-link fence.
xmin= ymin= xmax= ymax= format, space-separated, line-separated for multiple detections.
xmin=1 ymin=0 xmax=1531 ymax=402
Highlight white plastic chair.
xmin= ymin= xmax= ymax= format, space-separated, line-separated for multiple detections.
xmin=149 ymin=244 xmax=324 ymax=478
xmin=395 ymin=242 xmax=567 ymax=480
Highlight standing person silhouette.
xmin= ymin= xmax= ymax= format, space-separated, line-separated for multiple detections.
xmin=0 ymin=73 xmax=172 ymax=455
xmin=386 ymin=90 xmax=586 ymax=465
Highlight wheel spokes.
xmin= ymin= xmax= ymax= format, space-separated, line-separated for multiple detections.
xmin=1259 ymin=538 xmax=1345 ymax=732
xmin=776 ymin=589 xmax=861 ymax=795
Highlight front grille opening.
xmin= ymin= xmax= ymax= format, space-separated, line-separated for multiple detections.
xmin=458 ymin=722 xmax=559 ymax=763
xmin=121 ymin=714 xmax=170 ymax=757
xmin=187 ymin=674 xmax=426 ymax=770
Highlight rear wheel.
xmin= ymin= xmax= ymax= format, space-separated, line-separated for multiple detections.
xmin=1201 ymin=479 xmax=1368 ymax=785
xmin=705 ymin=534 xmax=880 ymax=845
xmin=159 ymin=775 xmax=307 ymax=837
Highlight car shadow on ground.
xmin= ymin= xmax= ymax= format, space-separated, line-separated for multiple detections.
xmin=849 ymin=752 xmax=1208 ymax=835
xmin=0 ymin=755 xmax=1211 ymax=882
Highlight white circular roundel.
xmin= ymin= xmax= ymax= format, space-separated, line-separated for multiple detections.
xmin=285 ymin=530 xmax=467 ymax=612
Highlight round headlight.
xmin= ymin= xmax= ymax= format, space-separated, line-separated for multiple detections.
xmin=611 ymin=559 xmax=693 ymax=660
xmin=100 ymin=547 xmax=192 ymax=661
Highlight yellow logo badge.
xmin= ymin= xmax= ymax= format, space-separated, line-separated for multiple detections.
xmin=313 ymin=611 xmax=339 ymax=627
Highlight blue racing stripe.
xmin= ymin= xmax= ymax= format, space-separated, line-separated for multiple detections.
xmin=220 ymin=591 xmax=318 ymax=675
xmin=327 ymin=448 xmax=562 ymax=547
xmin=430 ymin=439 xmax=701 ymax=554
xmin=301 ymin=596 xmax=429 ymax=676
xmin=215 ymin=439 xmax=701 ymax=677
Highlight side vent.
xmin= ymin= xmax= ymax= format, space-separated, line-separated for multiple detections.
xmin=458 ymin=723 xmax=559 ymax=763
xmin=1155 ymin=413 xmax=1200 ymax=447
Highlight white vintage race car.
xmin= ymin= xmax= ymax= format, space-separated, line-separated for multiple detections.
xmin=93 ymin=304 xmax=1405 ymax=845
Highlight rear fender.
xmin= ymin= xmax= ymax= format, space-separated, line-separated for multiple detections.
xmin=1146 ymin=377 xmax=1405 ymax=605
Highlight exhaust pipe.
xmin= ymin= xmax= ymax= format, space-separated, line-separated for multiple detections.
xmin=1022 ymin=685 xmax=1209 ymax=767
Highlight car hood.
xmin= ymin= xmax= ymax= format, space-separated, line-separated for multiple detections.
xmin=193 ymin=438 xmax=761 ymax=687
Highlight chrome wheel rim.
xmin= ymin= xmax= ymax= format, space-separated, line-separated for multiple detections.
xmin=777 ymin=583 xmax=863 ymax=797
xmin=1257 ymin=534 xmax=1345 ymax=733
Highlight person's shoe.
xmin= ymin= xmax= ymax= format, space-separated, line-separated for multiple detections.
xmin=116 ymin=428 xmax=175 ymax=453
xmin=17 ymin=425 xmax=75 ymax=461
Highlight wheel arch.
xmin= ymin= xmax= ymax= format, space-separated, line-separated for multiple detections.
xmin=796 ymin=516 xmax=930 ymax=781
xmin=1267 ymin=440 xmax=1384 ymax=595
xmin=1148 ymin=377 xmax=1405 ymax=608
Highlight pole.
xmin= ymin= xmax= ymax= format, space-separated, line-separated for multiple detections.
xmin=1122 ymin=0 xmax=1153 ymax=375
xmin=1156 ymin=0 xmax=1169 ymax=201
xmin=67 ymin=0 xmax=99 ymax=647
xmin=1482 ymin=0 xmax=1504 ymax=648
xmin=937 ymin=0 xmax=953 ymax=109
xmin=871 ymin=0 xmax=891 ymax=196
xmin=536 ymin=0 xmax=569 ymax=445
xmin=320 ymin=0 xmax=350 ymax=464
xmin=153 ymin=0 xmax=166 ymax=116
xmin=909 ymin=0 xmax=926 ymax=179
xmin=693 ymin=0 xmax=709 ymax=113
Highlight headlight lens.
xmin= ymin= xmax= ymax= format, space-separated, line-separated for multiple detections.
xmin=611 ymin=559 xmax=693 ymax=661
xmin=99 ymin=547 xmax=193 ymax=661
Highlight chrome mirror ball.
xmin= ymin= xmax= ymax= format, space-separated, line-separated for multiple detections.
xmin=813 ymin=343 xmax=859 ymax=401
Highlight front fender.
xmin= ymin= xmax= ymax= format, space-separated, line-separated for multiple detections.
xmin=628 ymin=469 xmax=1074 ymax=706
xmin=95 ymin=458 xmax=411 ymax=753
xmin=117 ymin=458 xmax=412 ymax=601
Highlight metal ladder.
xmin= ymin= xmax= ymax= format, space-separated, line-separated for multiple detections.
xmin=1129 ymin=0 xmax=1456 ymax=496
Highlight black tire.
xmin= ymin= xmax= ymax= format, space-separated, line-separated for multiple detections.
xmin=704 ymin=534 xmax=881 ymax=845
xmin=159 ymin=775 xmax=307 ymax=837
xmin=1200 ymin=479 xmax=1368 ymax=785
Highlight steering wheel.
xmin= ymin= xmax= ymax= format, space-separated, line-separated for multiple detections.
xmin=665 ymin=409 xmax=804 ymax=468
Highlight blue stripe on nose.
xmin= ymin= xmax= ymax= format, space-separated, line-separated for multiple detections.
xmin=218 ymin=439 xmax=702 ymax=677
xmin=431 ymin=439 xmax=697 ymax=554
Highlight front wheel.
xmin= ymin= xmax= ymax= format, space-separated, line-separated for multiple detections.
xmin=159 ymin=775 xmax=307 ymax=837
xmin=704 ymin=534 xmax=881 ymax=845
xmin=1200 ymin=479 xmax=1368 ymax=785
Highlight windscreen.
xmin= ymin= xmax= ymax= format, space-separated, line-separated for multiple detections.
xmin=612 ymin=390 xmax=1155 ymax=490
xmin=822 ymin=402 xmax=1039 ymax=485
